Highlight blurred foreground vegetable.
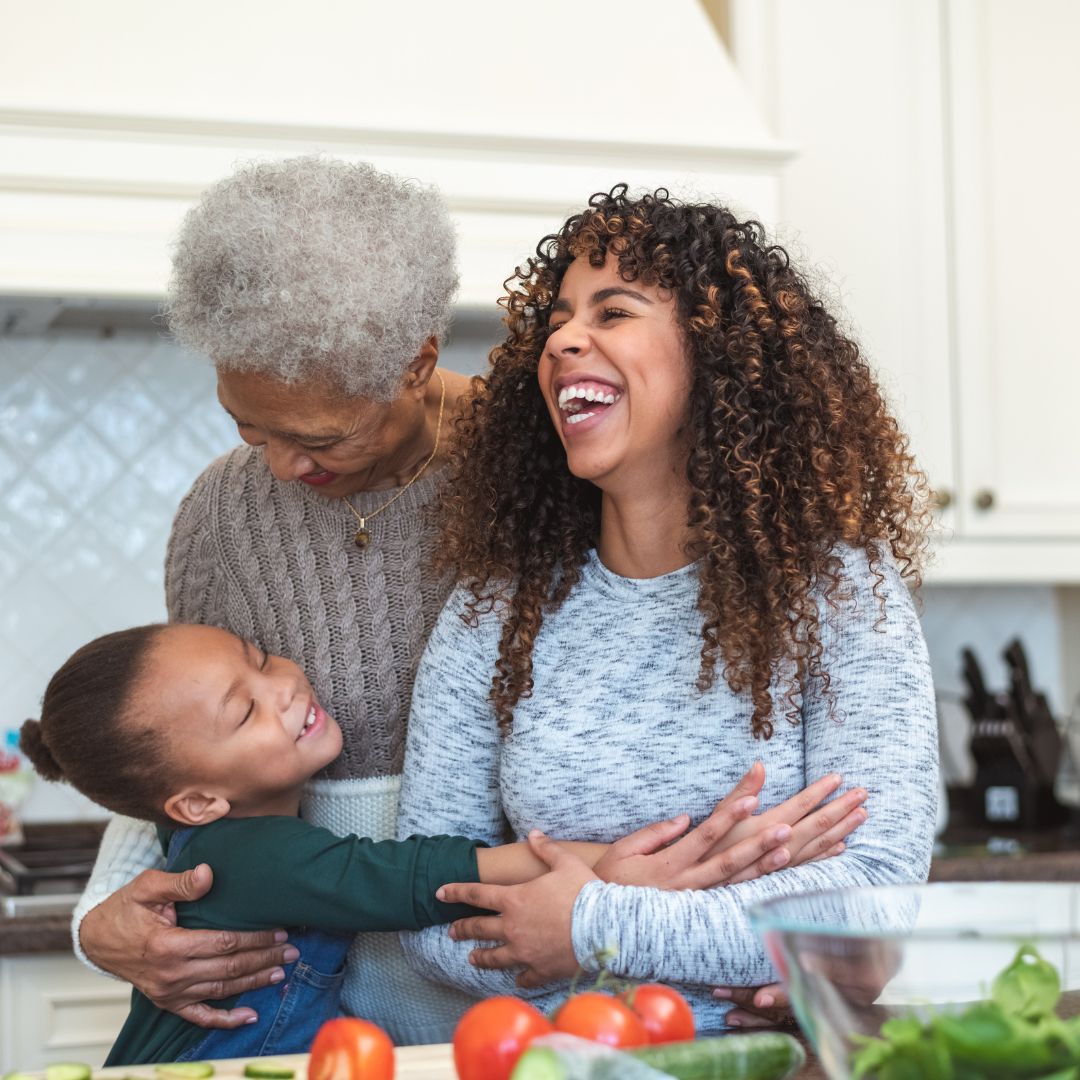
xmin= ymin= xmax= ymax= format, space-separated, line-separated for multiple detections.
xmin=851 ymin=943 xmax=1080 ymax=1078
xmin=453 ymin=996 xmax=554 ymax=1080
xmin=308 ymin=1017 xmax=394 ymax=1080
xmin=512 ymin=1031 xmax=806 ymax=1080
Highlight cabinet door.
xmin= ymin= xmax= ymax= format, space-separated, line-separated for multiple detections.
xmin=947 ymin=0 xmax=1080 ymax=538
xmin=731 ymin=0 xmax=957 ymax=525
xmin=0 ymin=954 xmax=130 ymax=1072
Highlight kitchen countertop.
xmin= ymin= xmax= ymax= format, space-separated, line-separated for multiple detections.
xmin=0 ymin=908 xmax=73 ymax=955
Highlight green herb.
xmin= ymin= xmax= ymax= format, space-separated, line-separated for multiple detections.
xmin=850 ymin=944 xmax=1080 ymax=1079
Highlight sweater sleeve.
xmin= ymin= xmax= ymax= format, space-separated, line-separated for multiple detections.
xmin=71 ymin=813 xmax=163 ymax=976
xmin=176 ymin=818 xmax=482 ymax=933
xmin=570 ymin=548 xmax=940 ymax=987
xmin=396 ymin=590 xmax=539 ymax=999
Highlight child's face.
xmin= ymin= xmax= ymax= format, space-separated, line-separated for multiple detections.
xmin=145 ymin=625 xmax=342 ymax=820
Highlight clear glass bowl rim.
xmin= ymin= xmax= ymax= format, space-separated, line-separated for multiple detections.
xmin=749 ymin=881 xmax=1080 ymax=942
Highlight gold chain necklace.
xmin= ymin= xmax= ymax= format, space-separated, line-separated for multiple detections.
xmin=342 ymin=370 xmax=445 ymax=549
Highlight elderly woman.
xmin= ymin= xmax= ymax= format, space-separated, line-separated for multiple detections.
xmin=73 ymin=156 xmax=478 ymax=1045
xmin=74 ymin=160 xmax=860 ymax=1044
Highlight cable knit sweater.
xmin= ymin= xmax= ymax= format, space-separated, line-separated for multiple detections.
xmin=72 ymin=444 xmax=476 ymax=1045
xmin=398 ymin=546 xmax=939 ymax=1034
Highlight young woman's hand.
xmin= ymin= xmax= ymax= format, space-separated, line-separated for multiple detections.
xmin=591 ymin=763 xmax=792 ymax=888
xmin=708 ymin=764 xmax=869 ymax=883
xmin=438 ymin=829 xmax=597 ymax=988
xmin=589 ymin=762 xmax=866 ymax=890
xmin=79 ymin=865 xmax=295 ymax=1028
xmin=713 ymin=983 xmax=796 ymax=1028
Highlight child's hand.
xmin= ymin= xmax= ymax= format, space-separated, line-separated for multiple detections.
xmin=439 ymin=830 xmax=595 ymax=988
xmin=591 ymin=764 xmax=792 ymax=889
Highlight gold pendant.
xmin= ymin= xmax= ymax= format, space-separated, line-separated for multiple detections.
xmin=354 ymin=527 xmax=371 ymax=549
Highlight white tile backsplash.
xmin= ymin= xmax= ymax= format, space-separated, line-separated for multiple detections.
xmin=1 ymin=321 xmax=1070 ymax=818
xmin=2 ymin=326 xmax=235 ymax=821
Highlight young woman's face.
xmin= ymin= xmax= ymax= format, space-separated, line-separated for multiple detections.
xmin=537 ymin=255 xmax=692 ymax=489
xmin=216 ymin=363 xmax=429 ymax=498
xmin=146 ymin=625 xmax=342 ymax=816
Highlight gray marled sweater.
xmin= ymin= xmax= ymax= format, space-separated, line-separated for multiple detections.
xmin=398 ymin=544 xmax=939 ymax=1034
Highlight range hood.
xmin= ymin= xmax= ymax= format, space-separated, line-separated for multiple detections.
xmin=0 ymin=0 xmax=790 ymax=308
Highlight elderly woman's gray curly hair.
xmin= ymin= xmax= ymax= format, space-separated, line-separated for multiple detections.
xmin=166 ymin=156 xmax=459 ymax=402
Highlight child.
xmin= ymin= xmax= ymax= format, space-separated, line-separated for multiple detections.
xmin=24 ymin=623 xmax=602 ymax=1064
xmin=23 ymin=622 xmax=798 ymax=1065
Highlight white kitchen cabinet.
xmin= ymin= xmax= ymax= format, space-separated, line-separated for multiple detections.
xmin=731 ymin=0 xmax=1080 ymax=579
xmin=946 ymin=0 xmax=1080 ymax=540
xmin=0 ymin=954 xmax=129 ymax=1072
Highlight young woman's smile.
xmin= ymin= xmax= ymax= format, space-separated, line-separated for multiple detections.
xmin=538 ymin=256 xmax=691 ymax=490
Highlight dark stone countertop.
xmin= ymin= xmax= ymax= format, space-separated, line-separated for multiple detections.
xmin=0 ymin=909 xmax=74 ymax=955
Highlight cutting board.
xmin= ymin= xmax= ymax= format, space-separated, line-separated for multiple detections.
xmin=91 ymin=1044 xmax=457 ymax=1079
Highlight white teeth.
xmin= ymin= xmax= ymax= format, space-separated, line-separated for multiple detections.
xmin=566 ymin=412 xmax=596 ymax=425
xmin=557 ymin=384 xmax=622 ymax=413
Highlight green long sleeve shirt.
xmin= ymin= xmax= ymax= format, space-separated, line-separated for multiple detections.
xmin=106 ymin=816 xmax=481 ymax=1065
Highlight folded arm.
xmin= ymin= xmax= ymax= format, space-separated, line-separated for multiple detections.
xmin=430 ymin=554 xmax=939 ymax=991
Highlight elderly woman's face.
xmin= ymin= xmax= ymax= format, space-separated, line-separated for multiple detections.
xmin=216 ymin=368 xmax=425 ymax=496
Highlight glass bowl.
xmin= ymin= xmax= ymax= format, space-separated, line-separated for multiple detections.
xmin=750 ymin=883 xmax=1080 ymax=1079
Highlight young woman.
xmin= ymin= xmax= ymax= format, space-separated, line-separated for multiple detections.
xmin=398 ymin=186 xmax=939 ymax=1032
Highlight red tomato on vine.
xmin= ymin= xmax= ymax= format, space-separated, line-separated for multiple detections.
xmin=308 ymin=1017 xmax=394 ymax=1080
xmin=452 ymin=996 xmax=553 ymax=1080
xmin=553 ymin=991 xmax=649 ymax=1048
xmin=620 ymin=983 xmax=696 ymax=1043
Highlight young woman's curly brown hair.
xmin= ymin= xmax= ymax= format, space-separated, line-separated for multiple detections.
xmin=442 ymin=185 xmax=930 ymax=737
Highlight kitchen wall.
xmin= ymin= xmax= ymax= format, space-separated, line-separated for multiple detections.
xmin=4 ymin=320 xmax=1071 ymax=820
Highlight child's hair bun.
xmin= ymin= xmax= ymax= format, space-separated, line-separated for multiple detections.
xmin=19 ymin=718 xmax=64 ymax=782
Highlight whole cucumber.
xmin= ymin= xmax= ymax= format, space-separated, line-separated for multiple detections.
xmin=513 ymin=1032 xmax=806 ymax=1080
xmin=632 ymin=1034 xmax=806 ymax=1079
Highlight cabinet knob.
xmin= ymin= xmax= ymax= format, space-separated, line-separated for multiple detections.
xmin=930 ymin=488 xmax=953 ymax=511
xmin=974 ymin=489 xmax=996 ymax=511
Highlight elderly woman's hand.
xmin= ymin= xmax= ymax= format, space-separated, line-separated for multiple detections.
xmin=438 ymin=830 xmax=597 ymax=988
xmin=80 ymin=864 xmax=296 ymax=1028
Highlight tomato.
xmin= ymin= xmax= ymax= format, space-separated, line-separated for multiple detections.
xmin=452 ymin=996 xmax=553 ymax=1080
xmin=620 ymin=983 xmax=696 ymax=1044
xmin=308 ymin=1017 xmax=394 ymax=1080
xmin=553 ymin=991 xmax=649 ymax=1049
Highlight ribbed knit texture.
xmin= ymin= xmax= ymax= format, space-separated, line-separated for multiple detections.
xmin=74 ymin=445 xmax=475 ymax=1044
xmin=398 ymin=545 xmax=939 ymax=1035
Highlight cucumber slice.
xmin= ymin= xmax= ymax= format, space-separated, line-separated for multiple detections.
xmin=44 ymin=1066 xmax=92 ymax=1080
xmin=243 ymin=1064 xmax=296 ymax=1079
xmin=3 ymin=1072 xmax=40 ymax=1080
xmin=154 ymin=1065 xmax=215 ymax=1079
